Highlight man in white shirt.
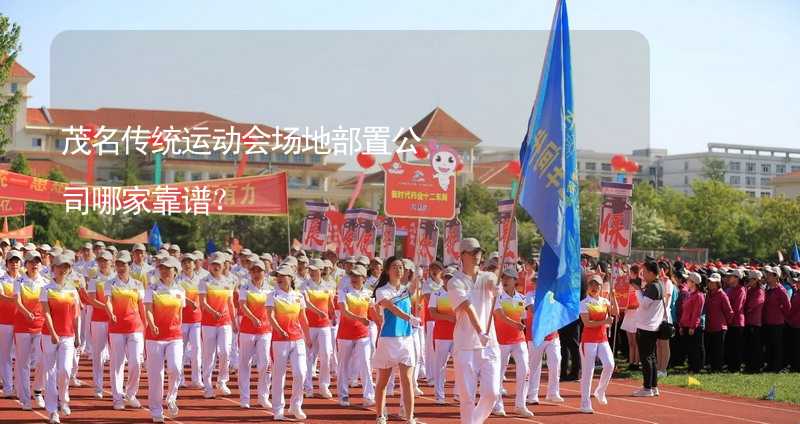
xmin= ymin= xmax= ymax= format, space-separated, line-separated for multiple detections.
xmin=447 ymin=238 xmax=501 ymax=424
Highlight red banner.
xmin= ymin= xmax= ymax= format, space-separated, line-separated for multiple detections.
xmin=302 ymin=201 xmax=330 ymax=252
xmin=382 ymin=155 xmax=456 ymax=220
xmin=598 ymin=181 xmax=634 ymax=257
xmin=0 ymin=225 xmax=34 ymax=239
xmin=380 ymin=217 xmax=396 ymax=260
xmin=396 ymin=218 xmax=420 ymax=261
xmin=353 ymin=209 xmax=378 ymax=258
xmin=77 ymin=226 xmax=148 ymax=244
xmin=0 ymin=169 xmax=289 ymax=216
xmin=444 ymin=213 xmax=462 ymax=267
xmin=325 ymin=209 xmax=344 ymax=254
xmin=0 ymin=198 xmax=25 ymax=217
xmin=416 ymin=220 xmax=439 ymax=267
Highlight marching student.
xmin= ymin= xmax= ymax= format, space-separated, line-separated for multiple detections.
xmin=492 ymin=267 xmax=534 ymax=418
xmin=679 ymin=272 xmax=706 ymax=374
xmin=0 ymin=250 xmax=23 ymax=398
xmin=372 ymin=256 xmax=421 ymax=424
xmin=198 ymin=252 xmax=238 ymax=398
xmin=301 ymin=258 xmax=335 ymax=399
xmin=144 ymin=257 xmax=185 ymax=423
xmin=267 ymin=265 xmax=311 ymax=421
xmin=86 ymin=250 xmax=116 ymax=398
xmin=525 ymin=287 xmax=563 ymax=406
xmin=704 ymin=273 xmax=733 ymax=372
xmin=14 ymin=250 xmax=48 ymax=410
xmin=578 ymin=274 xmax=619 ymax=414
xmin=743 ymin=270 xmax=765 ymax=373
xmin=176 ymin=253 xmax=203 ymax=389
xmin=238 ymin=259 xmax=273 ymax=410
xmin=421 ymin=261 xmax=444 ymax=385
xmin=428 ymin=266 xmax=457 ymax=404
xmin=448 ymin=238 xmax=501 ymax=424
xmin=105 ymin=251 xmax=146 ymax=410
xmin=335 ymin=264 xmax=376 ymax=407
xmin=40 ymin=254 xmax=81 ymax=424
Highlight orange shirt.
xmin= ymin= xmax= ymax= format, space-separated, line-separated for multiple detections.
xmin=13 ymin=274 xmax=48 ymax=334
xmin=239 ymin=283 xmax=272 ymax=335
xmin=199 ymin=275 xmax=235 ymax=327
xmin=494 ymin=291 xmax=526 ymax=345
xmin=40 ymin=282 xmax=79 ymax=337
xmin=144 ymin=282 xmax=185 ymax=341
xmin=267 ymin=287 xmax=306 ymax=342
xmin=104 ymin=277 xmax=145 ymax=334
xmin=580 ymin=296 xmax=611 ymax=343
xmin=0 ymin=274 xmax=19 ymax=325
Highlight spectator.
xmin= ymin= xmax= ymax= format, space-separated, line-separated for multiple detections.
xmin=762 ymin=266 xmax=790 ymax=372
xmin=679 ymin=272 xmax=705 ymax=373
xmin=743 ymin=270 xmax=765 ymax=373
xmin=724 ymin=269 xmax=747 ymax=373
xmin=704 ymin=273 xmax=733 ymax=372
xmin=632 ymin=261 xmax=665 ymax=397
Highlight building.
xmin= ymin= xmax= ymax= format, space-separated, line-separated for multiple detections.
xmin=2 ymin=62 xmax=351 ymax=204
xmin=773 ymin=172 xmax=800 ymax=198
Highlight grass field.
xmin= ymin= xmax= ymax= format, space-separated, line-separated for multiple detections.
xmin=658 ymin=371 xmax=800 ymax=405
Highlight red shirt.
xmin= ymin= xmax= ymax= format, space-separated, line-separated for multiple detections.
xmin=267 ymin=288 xmax=306 ymax=342
xmin=88 ymin=274 xmax=113 ymax=322
xmin=40 ymin=283 xmax=79 ymax=337
xmin=430 ymin=289 xmax=455 ymax=341
xmin=679 ymin=290 xmax=704 ymax=329
xmin=580 ymin=296 xmax=611 ymax=343
xmin=725 ymin=285 xmax=747 ymax=327
xmin=336 ymin=286 xmax=372 ymax=340
xmin=239 ymin=283 xmax=272 ymax=335
xmin=301 ymin=280 xmax=332 ymax=328
xmin=705 ymin=288 xmax=733 ymax=332
xmin=494 ymin=291 xmax=526 ymax=345
xmin=788 ymin=291 xmax=800 ymax=328
xmin=763 ymin=285 xmax=790 ymax=326
xmin=744 ymin=286 xmax=765 ymax=327
xmin=104 ymin=277 xmax=145 ymax=334
xmin=13 ymin=274 xmax=47 ymax=334
xmin=0 ymin=275 xmax=19 ymax=325
xmin=199 ymin=275 xmax=235 ymax=327
xmin=144 ymin=283 xmax=185 ymax=341
xmin=177 ymin=273 xmax=202 ymax=324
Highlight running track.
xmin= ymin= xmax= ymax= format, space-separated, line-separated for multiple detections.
xmin=1 ymin=364 xmax=798 ymax=423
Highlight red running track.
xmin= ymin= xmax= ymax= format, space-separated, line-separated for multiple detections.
xmin=1 ymin=363 xmax=798 ymax=423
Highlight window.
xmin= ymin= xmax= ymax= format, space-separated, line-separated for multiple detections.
xmin=761 ymin=192 xmax=771 ymax=198
xmin=601 ymin=163 xmax=611 ymax=171
xmin=649 ymin=166 xmax=657 ymax=176
xmin=729 ymin=175 xmax=741 ymax=185
xmin=684 ymin=176 xmax=689 ymax=185
xmin=776 ymin=164 xmax=786 ymax=174
xmin=791 ymin=165 xmax=800 ymax=173
xmin=745 ymin=176 xmax=756 ymax=186
xmin=291 ymin=153 xmax=305 ymax=164
xmin=309 ymin=177 xmax=321 ymax=189
xmin=55 ymin=139 xmax=66 ymax=151
xmin=745 ymin=162 xmax=756 ymax=173
xmin=310 ymin=154 xmax=321 ymax=164
xmin=729 ymin=161 xmax=740 ymax=171
xmin=32 ymin=138 xmax=42 ymax=148
xmin=276 ymin=153 xmax=289 ymax=163
xmin=746 ymin=191 xmax=756 ymax=197
xmin=10 ymin=83 xmax=18 ymax=93
xmin=760 ymin=177 xmax=771 ymax=186
xmin=585 ymin=162 xmax=596 ymax=171
xmin=288 ymin=176 xmax=305 ymax=188
xmin=761 ymin=164 xmax=771 ymax=174
xmin=684 ymin=161 xmax=689 ymax=171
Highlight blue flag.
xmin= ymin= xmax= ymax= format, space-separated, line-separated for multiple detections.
xmin=792 ymin=242 xmax=800 ymax=263
xmin=518 ymin=0 xmax=581 ymax=346
xmin=148 ymin=223 xmax=162 ymax=251
xmin=206 ymin=239 xmax=218 ymax=255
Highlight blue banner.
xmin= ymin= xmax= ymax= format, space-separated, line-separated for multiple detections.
xmin=518 ymin=0 xmax=581 ymax=346
xmin=148 ymin=223 xmax=162 ymax=251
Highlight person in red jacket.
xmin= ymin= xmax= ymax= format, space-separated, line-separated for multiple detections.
xmin=724 ymin=269 xmax=747 ymax=372
xmin=743 ymin=270 xmax=765 ymax=373
xmin=762 ymin=266 xmax=790 ymax=372
xmin=704 ymin=273 xmax=733 ymax=372
xmin=679 ymin=272 xmax=705 ymax=373
xmin=787 ymin=271 xmax=800 ymax=372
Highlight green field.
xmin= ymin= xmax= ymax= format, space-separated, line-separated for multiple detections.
xmin=658 ymin=372 xmax=800 ymax=405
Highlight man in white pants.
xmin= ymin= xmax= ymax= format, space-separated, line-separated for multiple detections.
xmin=448 ymin=238 xmax=502 ymax=424
xmin=525 ymin=291 xmax=564 ymax=404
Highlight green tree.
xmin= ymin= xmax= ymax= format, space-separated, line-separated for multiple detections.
xmin=701 ymin=157 xmax=727 ymax=182
xmin=9 ymin=152 xmax=30 ymax=175
xmin=684 ymin=179 xmax=749 ymax=258
xmin=460 ymin=211 xmax=497 ymax=253
xmin=631 ymin=202 xmax=665 ymax=249
xmin=579 ymin=180 xmax=601 ymax=248
xmin=0 ymin=15 xmax=22 ymax=155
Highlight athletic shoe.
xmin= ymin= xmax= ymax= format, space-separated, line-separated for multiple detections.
xmin=218 ymin=382 xmax=231 ymax=396
xmin=580 ymin=406 xmax=594 ymax=414
xmin=191 ymin=382 xmax=205 ymax=390
xmin=594 ymin=390 xmax=608 ymax=405
xmin=406 ymin=418 xmax=417 ymax=424
xmin=339 ymin=397 xmax=350 ymax=407
xmin=414 ymin=387 xmax=424 ymax=396
xmin=94 ymin=390 xmax=103 ymax=399
xmin=363 ymin=398 xmax=375 ymax=408
xmin=113 ymin=401 xmax=125 ymax=410
xmin=289 ymin=406 xmax=307 ymax=420
xmin=34 ymin=393 xmax=45 ymax=408
xmin=657 ymin=370 xmax=667 ymax=378
xmin=545 ymin=395 xmax=565 ymax=403
xmin=500 ymin=387 xmax=508 ymax=396
xmin=259 ymin=395 xmax=272 ymax=410
xmin=435 ymin=397 xmax=447 ymax=405
xmin=653 ymin=387 xmax=660 ymax=396
xmin=240 ymin=402 xmax=250 ymax=409
xmin=491 ymin=408 xmax=506 ymax=417
xmin=21 ymin=403 xmax=32 ymax=411
xmin=375 ymin=417 xmax=387 ymax=424
xmin=167 ymin=400 xmax=179 ymax=418
xmin=515 ymin=406 xmax=534 ymax=417
xmin=152 ymin=416 xmax=164 ymax=423
xmin=273 ymin=414 xmax=288 ymax=421
xmin=319 ymin=388 xmax=333 ymax=399
xmin=632 ymin=388 xmax=654 ymax=397
xmin=203 ymin=389 xmax=215 ymax=399
xmin=126 ymin=396 xmax=141 ymax=408
xmin=70 ymin=378 xmax=83 ymax=387
xmin=60 ymin=403 xmax=71 ymax=416
xmin=49 ymin=412 xmax=60 ymax=424
xmin=527 ymin=397 xmax=540 ymax=405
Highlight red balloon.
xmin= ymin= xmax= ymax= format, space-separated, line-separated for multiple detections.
xmin=626 ymin=160 xmax=640 ymax=173
xmin=507 ymin=160 xmax=521 ymax=177
xmin=456 ymin=161 xmax=464 ymax=172
xmin=414 ymin=144 xmax=429 ymax=160
xmin=83 ymin=123 xmax=99 ymax=140
xmin=356 ymin=152 xmax=375 ymax=169
xmin=610 ymin=154 xmax=627 ymax=170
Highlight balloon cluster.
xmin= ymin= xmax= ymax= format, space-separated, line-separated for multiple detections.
xmin=611 ymin=154 xmax=640 ymax=173
xmin=506 ymin=160 xmax=521 ymax=177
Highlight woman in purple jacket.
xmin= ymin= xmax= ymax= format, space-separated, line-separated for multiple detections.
xmin=704 ymin=273 xmax=733 ymax=372
xmin=679 ymin=272 xmax=705 ymax=374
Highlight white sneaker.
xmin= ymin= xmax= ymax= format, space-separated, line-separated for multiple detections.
xmin=632 ymin=388 xmax=654 ymax=397
xmin=657 ymin=370 xmax=667 ymax=378
xmin=339 ymin=396 xmax=350 ymax=407
xmin=414 ymin=387 xmax=424 ymax=396
xmin=546 ymin=395 xmax=565 ymax=403
xmin=527 ymin=397 xmax=540 ymax=405
xmin=49 ymin=412 xmax=60 ymax=424
xmin=113 ymin=401 xmax=125 ymax=410
xmin=203 ymin=389 xmax=215 ymax=399
xmin=289 ymin=406 xmax=307 ymax=420
xmin=435 ymin=397 xmax=447 ymax=405
xmin=191 ymin=382 xmax=205 ymax=390
xmin=240 ymin=402 xmax=250 ymax=409
xmin=70 ymin=378 xmax=83 ymax=387
xmin=304 ymin=388 xmax=314 ymax=398
xmin=406 ymin=418 xmax=417 ymax=424
xmin=375 ymin=417 xmax=388 ymax=424
xmin=492 ymin=408 xmax=506 ymax=417
xmin=594 ymin=390 xmax=608 ymax=405
xmin=273 ymin=414 xmax=288 ymax=421
xmin=94 ymin=390 xmax=103 ymax=399
xmin=319 ymin=388 xmax=333 ymax=399
xmin=60 ymin=403 xmax=71 ymax=416
xmin=167 ymin=400 xmax=179 ymax=418
xmin=125 ymin=396 xmax=141 ymax=408
xmin=653 ymin=387 xmax=660 ymax=396
xmin=363 ymin=398 xmax=375 ymax=408
xmin=21 ymin=403 xmax=32 ymax=411
xmin=580 ymin=406 xmax=594 ymax=414
xmin=218 ymin=382 xmax=232 ymax=396
xmin=152 ymin=416 xmax=164 ymax=423
xmin=500 ymin=387 xmax=508 ymax=396
xmin=259 ymin=395 xmax=272 ymax=410
xmin=515 ymin=406 xmax=534 ymax=417
xmin=35 ymin=393 xmax=45 ymax=408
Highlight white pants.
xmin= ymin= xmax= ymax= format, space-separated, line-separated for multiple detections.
xmin=43 ymin=336 xmax=75 ymax=414
xmin=433 ymin=339 xmax=454 ymax=400
xmin=424 ymin=321 xmax=435 ymax=381
xmin=413 ymin=325 xmax=426 ymax=381
xmin=239 ymin=332 xmax=272 ymax=405
xmin=229 ymin=317 xmax=241 ymax=369
xmin=14 ymin=332 xmax=44 ymax=407
xmin=368 ymin=321 xmax=378 ymax=355
xmin=329 ymin=322 xmax=338 ymax=375
xmin=272 ymin=340 xmax=307 ymax=416
xmin=146 ymin=339 xmax=183 ymax=418
xmin=81 ymin=307 xmax=93 ymax=355
xmin=453 ymin=346 xmax=501 ymax=424
xmin=304 ymin=326 xmax=332 ymax=392
xmin=496 ymin=342 xmax=529 ymax=410
xmin=579 ymin=342 xmax=615 ymax=410
xmin=201 ymin=325 xmax=232 ymax=389
xmin=90 ymin=321 xmax=109 ymax=393
xmin=109 ymin=332 xmax=144 ymax=403
xmin=337 ymin=337 xmax=374 ymax=401
xmin=0 ymin=324 xmax=14 ymax=394
xmin=528 ymin=338 xmax=562 ymax=401
xmin=181 ymin=323 xmax=202 ymax=385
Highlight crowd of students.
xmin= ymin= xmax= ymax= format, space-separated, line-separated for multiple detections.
xmin=0 ymin=235 xmax=798 ymax=424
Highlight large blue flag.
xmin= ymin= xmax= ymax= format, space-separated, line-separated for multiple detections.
xmin=518 ymin=0 xmax=581 ymax=346
xmin=148 ymin=223 xmax=163 ymax=251
xmin=792 ymin=242 xmax=800 ymax=263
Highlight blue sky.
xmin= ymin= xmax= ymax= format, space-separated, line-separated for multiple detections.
xmin=5 ymin=0 xmax=800 ymax=154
